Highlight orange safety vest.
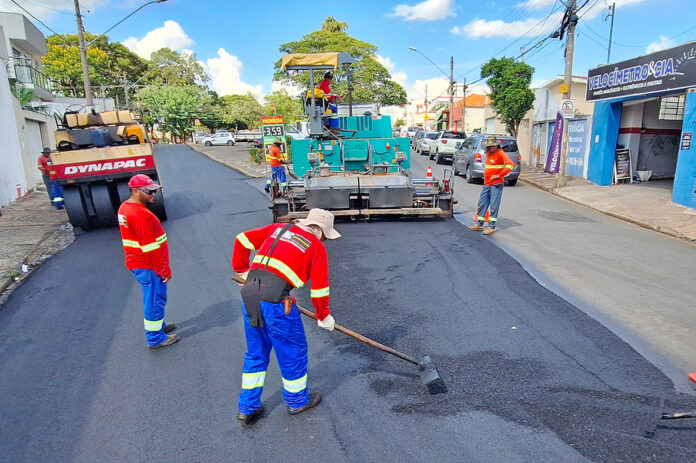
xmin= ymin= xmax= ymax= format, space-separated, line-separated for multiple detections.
xmin=484 ymin=149 xmax=515 ymax=186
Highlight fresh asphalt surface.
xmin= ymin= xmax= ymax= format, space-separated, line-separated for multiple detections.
xmin=1 ymin=145 xmax=695 ymax=462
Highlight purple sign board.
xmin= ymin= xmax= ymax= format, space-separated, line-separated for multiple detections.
xmin=544 ymin=112 xmax=564 ymax=174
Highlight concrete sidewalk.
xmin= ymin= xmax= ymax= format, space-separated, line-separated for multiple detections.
xmin=520 ymin=166 xmax=696 ymax=242
xmin=187 ymin=142 xmax=268 ymax=179
xmin=0 ymin=186 xmax=72 ymax=299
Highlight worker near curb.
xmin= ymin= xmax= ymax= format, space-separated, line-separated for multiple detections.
xmin=118 ymin=174 xmax=178 ymax=348
xmin=231 ymin=208 xmax=341 ymax=425
xmin=264 ymin=138 xmax=287 ymax=195
xmin=470 ymin=136 xmax=515 ymax=235
xmin=37 ymin=147 xmax=54 ymax=205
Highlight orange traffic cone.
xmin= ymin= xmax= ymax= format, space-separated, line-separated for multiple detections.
xmin=689 ymin=372 xmax=696 ymax=383
xmin=426 ymin=166 xmax=433 ymax=186
xmin=472 ymin=210 xmax=490 ymax=223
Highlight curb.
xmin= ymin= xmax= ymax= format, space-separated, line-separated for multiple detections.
xmin=186 ymin=143 xmax=265 ymax=179
xmin=519 ymin=176 xmax=694 ymax=243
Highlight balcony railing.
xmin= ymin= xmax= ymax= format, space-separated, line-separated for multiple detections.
xmin=7 ymin=57 xmax=54 ymax=93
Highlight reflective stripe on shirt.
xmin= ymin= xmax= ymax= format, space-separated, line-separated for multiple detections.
xmin=311 ymin=287 xmax=330 ymax=298
xmin=252 ymin=254 xmax=304 ymax=288
xmin=236 ymin=232 xmax=256 ymax=251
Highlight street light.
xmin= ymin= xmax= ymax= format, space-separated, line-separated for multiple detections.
xmin=409 ymin=46 xmax=455 ymax=131
xmin=75 ymin=0 xmax=169 ymax=107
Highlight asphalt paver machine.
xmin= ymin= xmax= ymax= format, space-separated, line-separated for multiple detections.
xmin=49 ymin=108 xmax=166 ymax=231
xmin=270 ymin=52 xmax=455 ymax=222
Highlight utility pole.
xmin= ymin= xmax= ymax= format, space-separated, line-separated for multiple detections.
xmin=556 ymin=0 xmax=577 ymax=188
xmin=520 ymin=45 xmax=526 ymax=62
xmin=449 ymin=56 xmax=455 ymax=131
xmin=123 ymin=70 xmax=129 ymax=109
xmin=607 ymin=2 xmax=616 ymax=64
xmin=74 ymin=0 xmax=93 ymax=106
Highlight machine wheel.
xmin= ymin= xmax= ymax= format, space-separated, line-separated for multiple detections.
xmin=63 ymin=185 xmax=92 ymax=231
xmin=205 ymin=141 xmax=212 ymax=146
xmin=89 ymin=183 xmax=118 ymax=228
xmin=507 ymin=179 xmax=518 ymax=186
xmin=465 ymin=165 xmax=475 ymax=184
xmin=149 ymin=190 xmax=168 ymax=221
xmin=436 ymin=154 xmax=443 ymax=165
xmin=227 ymin=140 xmax=234 ymax=146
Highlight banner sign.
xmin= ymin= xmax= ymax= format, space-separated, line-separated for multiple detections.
xmin=544 ymin=112 xmax=564 ymax=174
xmin=566 ymin=119 xmax=588 ymax=178
xmin=261 ymin=115 xmax=286 ymax=161
xmin=587 ymin=41 xmax=696 ymax=101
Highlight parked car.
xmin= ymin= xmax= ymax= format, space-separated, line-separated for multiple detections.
xmin=411 ymin=129 xmax=426 ymax=149
xmin=452 ymin=134 xmax=521 ymax=186
xmin=417 ymin=131 xmax=440 ymax=155
xmin=202 ymin=131 xmax=236 ymax=146
xmin=193 ymin=131 xmax=207 ymax=144
xmin=249 ymin=138 xmax=264 ymax=149
xmin=400 ymin=126 xmax=420 ymax=139
xmin=430 ymin=131 xmax=467 ymax=164
xmin=235 ymin=130 xmax=263 ymax=142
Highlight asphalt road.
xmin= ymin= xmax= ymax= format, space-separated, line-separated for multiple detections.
xmin=411 ymin=148 xmax=696 ymax=393
xmin=1 ymin=144 xmax=695 ymax=462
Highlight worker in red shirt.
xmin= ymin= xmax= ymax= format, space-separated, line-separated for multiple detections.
xmin=231 ymin=208 xmax=341 ymax=425
xmin=264 ymin=138 xmax=287 ymax=194
xmin=37 ymin=147 xmax=63 ymax=209
xmin=470 ymin=136 xmax=515 ymax=235
xmin=317 ymin=71 xmax=342 ymax=103
xmin=118 ymin=174 xmax=178 ymax=348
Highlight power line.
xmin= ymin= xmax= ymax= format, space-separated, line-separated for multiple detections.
xmin=22 ymin=0 xmax=73 ymax=15
xmin=9 ymin=0 xmax=62 ymax=35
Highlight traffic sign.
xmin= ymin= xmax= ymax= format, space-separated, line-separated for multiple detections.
xmin=560 ymin=99 xmax=576 ymax=119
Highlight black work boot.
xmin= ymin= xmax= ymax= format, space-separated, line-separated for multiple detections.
xmin=237 ymin=406 xmax=264 ymax=425
xmin=287 ymin=391 xmax=322 ymax=415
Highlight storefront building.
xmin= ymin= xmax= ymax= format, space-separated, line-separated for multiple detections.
xmin=587 ymin=40 xmax=696 ymax=210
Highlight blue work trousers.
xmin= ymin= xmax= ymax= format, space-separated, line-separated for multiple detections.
xmin=131 ymin=269 xmax=168 ymax=346
xmin=42 ymin=174 xmax=54 ymax=202
xmin=476 ymin=184 xmax=504 ymax=229
xmin=266 ymin=165 xmax=287 ymax=188
xmin=51 ymin=181 xmax=64 ymax=210
xmin=238 ymin=300 xmax=310 ymax=414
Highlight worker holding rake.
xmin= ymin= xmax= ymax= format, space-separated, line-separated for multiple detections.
xmin=231 ymin=208 xmax=341 ymax=425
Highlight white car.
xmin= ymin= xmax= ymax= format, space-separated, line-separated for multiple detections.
xmin=202 ymin=132 xmax=236 ymax=146
xmin=430 ymin=130 xmax=467 ymax=164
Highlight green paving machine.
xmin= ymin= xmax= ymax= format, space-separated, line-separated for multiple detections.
xmin=270 ymin=52 xmax=455 ymax=222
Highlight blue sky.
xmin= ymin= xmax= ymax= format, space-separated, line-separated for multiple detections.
xmin=3 ymin=0 xmax=695 ymax=103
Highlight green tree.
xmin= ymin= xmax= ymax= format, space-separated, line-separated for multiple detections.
xmin=480 ymin=57 xmax=535 ymax=137
xmin=394 ymin=118 xmax=405 ymax=128
xmin=139 ymin=85 xmax=211 ymax=143
xmin=264 ymin=89 xmax=304 ymax=124
xmin=216 ymin=93 xmax=265 ymax=130
xmin=147 ymin=47 xmax=209 ymax=86
xmin=274 ymin=17 xmax=407 ymax=106
xmin=42 ymin=34 xmax=148 ymax=100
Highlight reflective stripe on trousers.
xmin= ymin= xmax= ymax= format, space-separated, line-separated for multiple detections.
xmin=238 ymin=300 xmax=310 ymax=414
xmin=131 ymin=269 xmax=168 ymax=346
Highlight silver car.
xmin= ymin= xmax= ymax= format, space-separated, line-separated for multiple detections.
xmin=453 ymin=134 xmax=521 ymax=186
xmin=417 ymin=131 xmax=440 ymax=155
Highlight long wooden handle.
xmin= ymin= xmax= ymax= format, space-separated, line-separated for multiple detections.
xmin=295 ymin=305 xmax=420 ymax=367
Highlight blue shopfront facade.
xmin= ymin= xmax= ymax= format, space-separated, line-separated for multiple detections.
xmin=587 ymin=41 xmax=696 ymax=209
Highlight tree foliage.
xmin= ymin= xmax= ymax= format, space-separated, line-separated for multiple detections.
xmin=147 ymin=48 xmax=209 ymax=86
xmin=42 ymin=34 xmax=147 ymax=100
xmin=274 ymin=17 xmax=407 ymax=107
xmin=216 ymin=94 xmax=265 ymax=129
xmin=139 ymin=85 xmax=211 ymax=143
xmin=265 ymin=89 xmax=304 ymax=124
xmin=480 ymin=57 xmax=535 ymax=137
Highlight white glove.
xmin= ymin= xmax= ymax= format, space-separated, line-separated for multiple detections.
xmin=317 ymin=314 xmax=335 ymax=331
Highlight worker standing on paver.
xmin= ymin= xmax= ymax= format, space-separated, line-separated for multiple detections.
xmin=470 ymin=136 xmax=515 ymax=235
xmin=264 ymin=138 xmax=287 ymax=195
xmin=231 ymin=208 xmax=341 ymax=425
xmin=118 ymin=174 xmax=178 ymax=348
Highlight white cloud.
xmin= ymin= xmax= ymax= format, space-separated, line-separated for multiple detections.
xmin=375 ymin=54 xmax=408 ymax=86
xmin=515 ymin=0 xmax=555 ymax=10
xmin=0 ymin=0 xmax=103 ymax=22
xmin=271 ymin=80 xmax=304 ymax=97
xmin=391 ymin=71 xmax=408 ymax=86
xmin=123 ymin=20 xmax=193 ymax=59
xmin=646 ymin=36 xmax=675 ymax=53
xmin=451 ymin=14 xmax=560 ymax=39
xmin=389 ymin=0 xmax=456 ymax=21
xmin=205 ymin=48 xmax=263 ymax=100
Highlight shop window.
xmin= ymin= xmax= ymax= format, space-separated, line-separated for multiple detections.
xmin=658 ymin=95 xmax=685 ymax=120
